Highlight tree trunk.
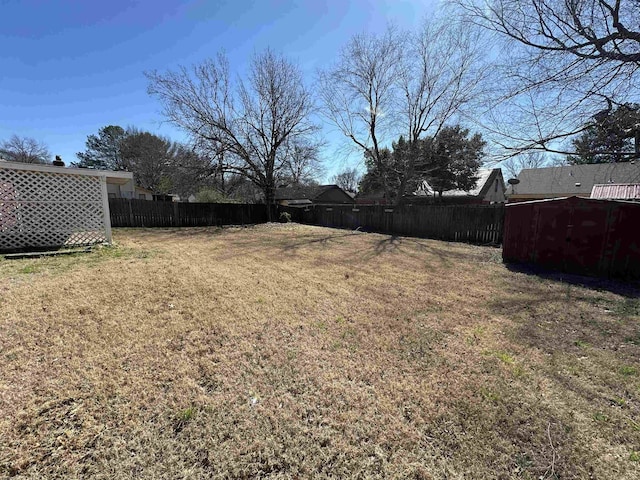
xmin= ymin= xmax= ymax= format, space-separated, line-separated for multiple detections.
xmin=264 ymin=184 xmax=275 ymax=222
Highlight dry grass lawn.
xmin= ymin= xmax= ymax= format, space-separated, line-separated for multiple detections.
xmin=1 ymin=224 xmax=640 ymax=479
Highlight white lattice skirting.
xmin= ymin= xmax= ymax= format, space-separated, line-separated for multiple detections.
xmin=0 ymin=165 xmax=110 ymax=252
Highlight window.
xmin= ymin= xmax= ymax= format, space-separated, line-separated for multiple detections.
xmin=108 ymin=193 xmax=116 ymax=199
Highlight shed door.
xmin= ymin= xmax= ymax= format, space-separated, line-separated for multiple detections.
xmin=563 ymin=204 xmax=609 ymax=275
xmin=532 ymin=205 xmax=573 ymax=268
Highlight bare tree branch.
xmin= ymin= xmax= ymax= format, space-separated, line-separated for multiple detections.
xmin=146 ymin=49 xmax=317 ymax=217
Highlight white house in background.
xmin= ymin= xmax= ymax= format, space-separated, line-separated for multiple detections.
xmin=133 ymin=185 xmax=154 ymax=200
xmin=414 ymin=168 xmax=506 ymax=204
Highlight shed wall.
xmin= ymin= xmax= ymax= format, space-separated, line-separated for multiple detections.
xmin=502 ymin=197 xmax=640 ymax=278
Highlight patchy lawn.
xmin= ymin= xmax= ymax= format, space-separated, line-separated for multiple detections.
xmin=1 ymin=224 xmax=639 ymax=479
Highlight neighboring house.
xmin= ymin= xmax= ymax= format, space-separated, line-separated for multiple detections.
xmin=101 ymin=171 xmax=138 ymax=199
xmin=356 ymin=168 xmax=505 ymax=205
xmin=590 ymin=183 xmax=640 ymax=201
xmin=275 ymin=184 xmax=355 ymax=206
xmin=355 ymin=189 xmax=388 ymax=205
xmin=414 ymin=168 xmax=506 ymax=204
xmin=134 ymin=186 xmax=154 ymax=200
xmin=103 ymin=173 xmax=156 ymax=201
xmin=507 ymin=162 xmax=640 ymax=202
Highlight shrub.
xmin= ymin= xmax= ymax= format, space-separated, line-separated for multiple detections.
xmin=279 ymin=211 xmax=292 ymax=223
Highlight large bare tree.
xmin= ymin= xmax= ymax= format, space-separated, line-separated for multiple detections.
xmin=501 ymin=151 xmax=550 ymax=178
xmin=279 ymin=138 xmax=324 ymax=185
xmin=1 ymin=135 xmax=51 ymax=164
xmin=318 ymin=18 xmax=488 ymax=204
xmin=146 ymin=49 xmax=317 ymax=218
xmin=318 ymin=27 xmax=403 ymax=202
xmin=454 ymin=0 xmax=640 ymax=156
xmin=331 ymin=167 xmax=361 ymax=193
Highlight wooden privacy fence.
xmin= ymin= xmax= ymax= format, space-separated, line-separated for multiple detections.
xmin=281 ymin=204 xmax=505 ymax=244
xmin=109 ymin=199 xmax=274 ymax=227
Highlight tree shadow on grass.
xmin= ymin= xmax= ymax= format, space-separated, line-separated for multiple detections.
xmin=275 ymin=230 xmax=494 ymax=270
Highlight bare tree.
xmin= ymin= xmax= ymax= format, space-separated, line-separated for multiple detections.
xmin=318 ymin=27 xmax=403 ymax=202
xmin=502 ymin=151 xmax=550 ymax=178
xmin=280 ymin=138 xmax=324 ymax=185
xmin=331 ymin=167 xmax=361 ymax=193
xmin=318 ymin=18 xmax=488 ymax=204
xmin=454 ymin=0 xmax=640 ymax=156
xmin=1 ymin=135 xmax=51 ymax=164
xmin=394 ymin=18 xmax=489 ymax=202
xmin=146 ymin=49 xmax=317 ymax=219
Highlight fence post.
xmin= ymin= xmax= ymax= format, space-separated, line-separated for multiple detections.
xmin=173 ymin=202 xmax=179 ymax=227
xmin=128 ymin=199 xmax=134 ymax=227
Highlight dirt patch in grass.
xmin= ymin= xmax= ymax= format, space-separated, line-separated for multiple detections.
xmin=1 ymin=224 xmax=639 ymax=478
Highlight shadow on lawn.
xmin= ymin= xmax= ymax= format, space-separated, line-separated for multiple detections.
xmin=276 ymin=230 xmax=485 ymax=267
xmin=504 ymin=262 xmax=640 ymax=298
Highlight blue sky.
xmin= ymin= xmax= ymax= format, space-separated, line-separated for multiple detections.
xmin=0 ymin=0 xmax=436 ymax=181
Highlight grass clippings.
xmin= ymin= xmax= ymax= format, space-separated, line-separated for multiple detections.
xmin=1 ymin=224 xmax=639 ymax=479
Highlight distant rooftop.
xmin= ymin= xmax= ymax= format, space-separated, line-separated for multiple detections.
xmin=512 ymin=162 xmax=640 ymax=196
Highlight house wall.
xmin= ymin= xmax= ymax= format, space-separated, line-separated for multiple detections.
xmin=134 ymin=187 xmax=153 ymax=201
xmin=107 ymin=179 xmax=136 ymax=199
xmin=482 ymin=176 xmax=507 ymax=203
xmin=106 ymin=183 xmax=121 ymax=198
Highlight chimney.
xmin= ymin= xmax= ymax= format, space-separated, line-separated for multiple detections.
xmin=52 ymin=155 xmax=65 ymax=167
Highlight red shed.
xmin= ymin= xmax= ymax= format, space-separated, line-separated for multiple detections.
xmin=502 ymin=196 xmax=640 ymax=279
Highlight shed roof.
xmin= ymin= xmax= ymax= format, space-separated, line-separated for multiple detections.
xmin=0 ymin=160 xmax=134 ymax=185
xmin=512 ymin=162 xmax=640 ymax=196
xmin=590 ymin=183 xmax=640 ymax=200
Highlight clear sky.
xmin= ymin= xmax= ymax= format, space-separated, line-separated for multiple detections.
xmin=0 ymin=0 xmax=437 ymax=181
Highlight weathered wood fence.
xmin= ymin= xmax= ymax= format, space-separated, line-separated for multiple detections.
xmin=109 ymin=199 xmax=275 ymax=227
xmin=281 ymin=204 xmax=505 ymax=244
xmin=109 ymin=199 xmax=505 ymax=244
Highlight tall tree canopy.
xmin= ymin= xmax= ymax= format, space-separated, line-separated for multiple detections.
xmin=119 ymin=129 xmax=176 ymax=193
xmin=146 ymin=49 xmax=318 ymax=217
xmin=568 ymin=103 xmax=640 ymax=164
xmin=425 ymin=126 xmax=486 ymax=197
xmin=360 ymin=126 xmax=485 ymax=199
xmin=318 ymin=16 xmax=487 ymax=204
xmin=75 ymin=125 xmax=127 ymax=170
xmin=75 ymin=125 xmax=219 ymax=196
xmin=0 ymin=135 xmax=51 ymax=164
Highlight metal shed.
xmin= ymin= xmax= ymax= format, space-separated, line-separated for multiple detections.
xmin=0 ymin=161 xmax=130 ymax=253
xmin=502 ymin=196 xmax=640 ymax=279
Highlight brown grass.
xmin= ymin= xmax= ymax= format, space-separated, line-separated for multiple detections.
xmin=1 ymin=224 xmax=639 ymax=479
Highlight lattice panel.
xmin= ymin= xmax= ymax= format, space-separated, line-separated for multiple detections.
xmin=0 ymin=166 xmax=108 ymax=252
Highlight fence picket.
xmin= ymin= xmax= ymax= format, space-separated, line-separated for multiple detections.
xmin=282 ymin=203 xmax=504 ymax=245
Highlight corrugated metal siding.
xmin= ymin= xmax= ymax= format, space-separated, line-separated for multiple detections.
xmin=590 ymin=183 xmax=640 ymax=200
xmin=503 ymin=196 xmax=640 ymax=279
